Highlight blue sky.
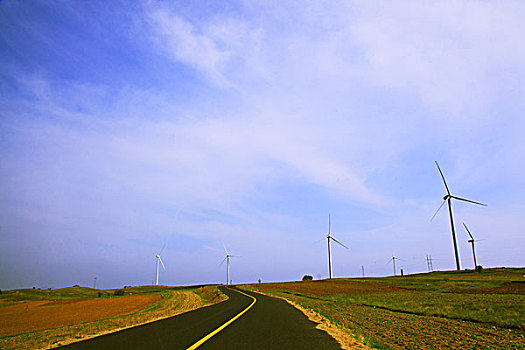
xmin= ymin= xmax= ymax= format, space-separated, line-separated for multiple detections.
xmin=1 ymin=1 xmax=524 ymax=289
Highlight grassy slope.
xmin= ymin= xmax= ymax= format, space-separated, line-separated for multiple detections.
xmin=0 ymin=286 xmax=106 ymax=304
xmin=0 ymin=285 xmax=226 ymax=350
xmin=244 ymin=268 xmax=525 ymax=350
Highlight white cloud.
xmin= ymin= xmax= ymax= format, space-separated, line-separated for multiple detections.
xmin=147 ymin=4 xmax=264 ymax=86
xmin=350 ymin=1 xmax=525 ymax=116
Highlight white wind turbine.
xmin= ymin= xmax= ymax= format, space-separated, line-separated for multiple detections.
xmin=323 ymin=214 xmax=348 ymax=279
xmin=431 ymin=161 xmax=487 ymax=271
xmin=154 ymin=244 xmax=166 ymax=286
xmin=463 ymin=223 xmax=484 ymax=269
xmin=221 ymin=245 xmax=239 ymax=285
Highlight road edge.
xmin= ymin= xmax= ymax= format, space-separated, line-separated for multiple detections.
xmin=246 ymin=289 xmax=371 ymax=350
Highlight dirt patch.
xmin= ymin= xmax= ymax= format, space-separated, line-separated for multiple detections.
xmin=0 ymin=295 xmax=161 ymax=337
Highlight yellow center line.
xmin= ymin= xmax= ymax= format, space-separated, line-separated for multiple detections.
xmin=186 ymin=287 xmax=257 ymax=350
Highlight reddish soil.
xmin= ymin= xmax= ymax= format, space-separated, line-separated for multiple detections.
xmin=0 ymin=295 xmax=161 ymax=337
xmin=448 ymin=281 xmax=525 ymax=295
xmin=254 ymin=279 xmax=401 ymax=297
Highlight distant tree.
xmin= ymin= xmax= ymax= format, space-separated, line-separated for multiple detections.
xmin=0 ymin=289 xmax=2 ymax=295
xmin=97 ymin=292 xmax=102 ymax=297
xmin=302 ymin=275 xmax=313 ymax=281
xmin=258 ymin=279 xmax=261 ymax=284
xmin=114 ymin=289 xmax=125 ymax=296
xmin=476 ymin=265 xmax=483 ymax=272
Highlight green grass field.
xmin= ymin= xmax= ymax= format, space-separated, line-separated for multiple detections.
xmin=245 ymin=268 xmax=525 ymax=349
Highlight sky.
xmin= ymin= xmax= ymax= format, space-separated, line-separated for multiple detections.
xmin=1 ymin=1 xmax=524 ymax=290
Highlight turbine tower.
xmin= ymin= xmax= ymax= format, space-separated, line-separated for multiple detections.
xmin=155 ymin=244 xmax=166 ymax=286
xmin=431 ymin=161 xmax=486 ymax=271
xmin=324 ymin=214 xmax=348 ymax=279
xmin=463 ymin=223 xmax=480 ymax=269
xmin=221 ymin=246 xmax=239 ymax=285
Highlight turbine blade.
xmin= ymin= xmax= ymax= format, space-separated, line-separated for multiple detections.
xmin=430 ymin=200 xmax=446 ymax=222
xmin=159 ymin=242 xmax=167 ymax=255
xmin=451 ymin=196 xmax=487 ymax=206
xmin=330 ymin=236 xmax=349 ymax=249
xmin=219 ymin=257 xmax=227 ymax=266
xmin=159 ymin=256 xmax=166 ymax=270
xmin=463 ymin=222 xmax=474 ymax=240
xmin=223 ymin=244 xmax=229 ymax=255
xmin=435 ymin=161 xmax=450 ymax=195
xmin=328 ymin=214 xmax=331 ymax=237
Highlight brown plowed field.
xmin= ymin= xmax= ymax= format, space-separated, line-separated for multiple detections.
xmin=0 ymin=295 xmax=161 ymax=337
xmin=256 ymin=279 xmax=401 ymax=296
xmin=448 ymin=281 xmax=525 ymax=294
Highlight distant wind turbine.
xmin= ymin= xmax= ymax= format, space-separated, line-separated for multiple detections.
xmin=155 ymin=244 xmax=166 ymax=286
xmin=388 ymin=255 xmax=399 ymax=276
xmin=463 ymin=223 xmax=481 ymax=269
xmin=431 ymin=162 xmax=487 ymax=271
xmin=323 ymin=214 xmax=348 ymax=279
xmin=221 ymin=246 xmax=239 ymax=285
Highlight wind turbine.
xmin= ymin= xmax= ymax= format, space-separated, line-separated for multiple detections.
xmin=388 ymin=255 xmax=399 ymax=276
xmin=155 ymin=244 xmax=166 ymax=286
xmin=463 ymin=223 xmax=481 ymax=269
xmin=431 ymin=161 xmax=487 ymax=271
xmin=221 ymin=246 xmax=239 ymax=285
xmin=324 ymin=214 xmax=348 ymax=279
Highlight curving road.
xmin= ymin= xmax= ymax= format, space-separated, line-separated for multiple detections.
xmin=62 ymin=286 xmax=341 ymax=349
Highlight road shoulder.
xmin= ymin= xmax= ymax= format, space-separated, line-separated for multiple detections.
xmin=245 ymin=289 xmax=370 ymax=350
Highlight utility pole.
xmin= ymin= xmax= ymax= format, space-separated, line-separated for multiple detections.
xmin=361 ymin=265 xmax=365 ymax=277
xmin=93 ymin=277 xmax=97 ymax=289
xmin=426 ymin=255 xmax=433 ymax=272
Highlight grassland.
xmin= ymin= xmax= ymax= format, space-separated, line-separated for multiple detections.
xmin=244 ymin=268 xmax=525 ymax=350
xmin=0 ymin=284 xmax=226 ymax=349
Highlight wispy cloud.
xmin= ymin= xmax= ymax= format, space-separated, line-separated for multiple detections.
xmin=147 ymin=3 xmax=264 ymax=86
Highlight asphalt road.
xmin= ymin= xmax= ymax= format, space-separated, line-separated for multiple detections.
xmin=62 ymin=286 xmax=341 ymax=349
